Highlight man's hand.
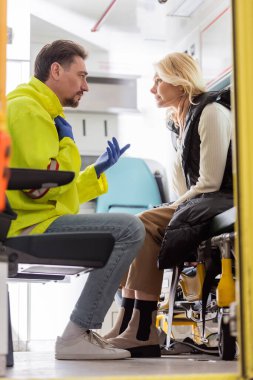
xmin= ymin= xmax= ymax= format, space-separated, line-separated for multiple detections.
xmin=54 ymin=116 xmax=74 ymax=141
xmin=94 ymin=137 xmax=130 ymax=177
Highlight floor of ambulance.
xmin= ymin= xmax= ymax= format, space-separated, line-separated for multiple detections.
xmin=6 ymin=351 xmax=238 ymax=379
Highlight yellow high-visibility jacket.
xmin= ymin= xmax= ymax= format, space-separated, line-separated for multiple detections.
xmin=7 ymin=76 xmax=108 ymax=236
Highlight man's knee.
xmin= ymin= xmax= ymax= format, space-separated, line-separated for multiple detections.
xmin=115 ymin=214 xmax=145 ymax=250
xmin=124 ymin=214 xmax=145 ymax=243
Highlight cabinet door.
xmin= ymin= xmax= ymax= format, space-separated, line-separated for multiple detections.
xmin=64 ymin=112 xmax=118 ymax=155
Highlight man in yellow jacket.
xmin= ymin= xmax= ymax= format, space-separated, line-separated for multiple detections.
xmin=7 ymin=40 xmax=145 ymax=360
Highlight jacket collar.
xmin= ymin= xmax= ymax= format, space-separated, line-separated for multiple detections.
xmin=29 ymin=76 xmax=64 ymax=118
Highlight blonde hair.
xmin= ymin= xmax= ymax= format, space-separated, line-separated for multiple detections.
xmin=153 ymin=52 xmax=206 ymax=104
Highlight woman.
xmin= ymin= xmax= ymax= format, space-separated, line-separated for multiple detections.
xmin=104 ymin=52 xmax=232 ymax=357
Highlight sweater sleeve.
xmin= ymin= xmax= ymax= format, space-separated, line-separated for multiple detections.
xmin=170 ymin=102 xmax=232 ymax=208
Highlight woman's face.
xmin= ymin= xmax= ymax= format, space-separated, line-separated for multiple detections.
xmin=150 ymin=74 xmax=183 ymax=108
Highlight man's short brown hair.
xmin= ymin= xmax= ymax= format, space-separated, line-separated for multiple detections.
xmin=34 ymin=40 xmax=88 ymax=82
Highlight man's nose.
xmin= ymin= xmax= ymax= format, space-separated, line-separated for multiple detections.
xmin=81 ymin=80 xmax=89 ymax=92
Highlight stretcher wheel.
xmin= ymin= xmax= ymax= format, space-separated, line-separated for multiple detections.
xmin=218 ymin=314 xmax=236 ymax=360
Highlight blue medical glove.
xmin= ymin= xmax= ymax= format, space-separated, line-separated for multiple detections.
xmin=54 ymin=116 xmax=74 ymax=141
xmin=94 ymin=137 xmax=130 ymax=178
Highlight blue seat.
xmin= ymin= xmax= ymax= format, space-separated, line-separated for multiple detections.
xmin=96 ymin=157 xmax=162 ymax=214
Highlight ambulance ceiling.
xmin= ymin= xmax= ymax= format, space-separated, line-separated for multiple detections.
xmin=30 ymin=0 xmax=207 ymax=51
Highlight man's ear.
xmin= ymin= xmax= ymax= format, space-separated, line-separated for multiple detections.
xmin=50 ymin=62 xmax=62 ymax=80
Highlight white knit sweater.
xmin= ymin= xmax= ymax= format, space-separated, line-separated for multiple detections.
xmin=170 ymin=102 xmax=232 ymax=208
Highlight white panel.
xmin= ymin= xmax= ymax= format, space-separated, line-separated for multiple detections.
xmin=7 ymin=0 xmax=30 ymax=61
xmin=200 ymin=7 xmax=232 ymax=85
xmin=0 ymin=354 xmax=6 ymax=377
xmin=6 ymin=61 xmax=30 ymax=94
xmin=8 ymin=283 xmax=29 ymax=351
xmin=70 ymin=78 xmax=138 ymax=113
xmin=29 ymin=275 xmax=88 ymax=340
xmin=0 ymin=261 xmax=8 ymax=356
xmin=64 ymin=112 xmax=118 ymax=155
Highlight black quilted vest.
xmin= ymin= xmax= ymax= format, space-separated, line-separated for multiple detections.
xmin=167 ymin=89 xmax=232 ymax=193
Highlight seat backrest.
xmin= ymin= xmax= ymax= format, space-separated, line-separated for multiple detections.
xmin=96 ymin=157 xmax=162 ymax=214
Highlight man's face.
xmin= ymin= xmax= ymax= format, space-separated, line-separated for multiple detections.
xmin=58 ymin=56 xmax=89 ymax=108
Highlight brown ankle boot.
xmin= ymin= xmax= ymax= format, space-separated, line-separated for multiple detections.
xmin=107 ymin=300 xmax=161 ymax=358
xmin=103 ymin=297 xmax=134 ymax=339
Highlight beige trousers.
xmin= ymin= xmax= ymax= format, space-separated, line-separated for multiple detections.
xmin=122 ymin=206 xmax=175 ymax=297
